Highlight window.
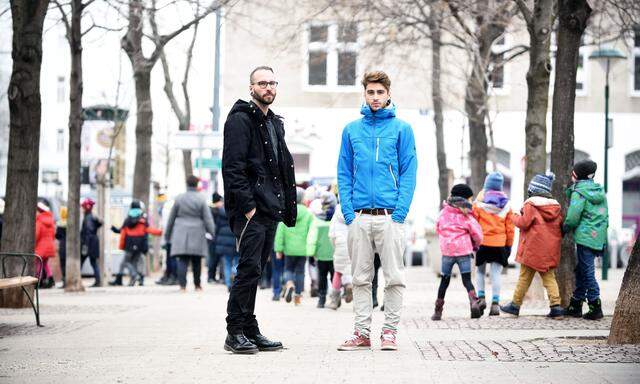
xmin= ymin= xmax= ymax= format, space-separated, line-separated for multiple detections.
xmin=550 ymin=31 xmax=588 ymax=95
xmin=632 ymin=26 xmax=640 ymax=94
xmin=57 ymin=76 xmax=65 ymax=103
xmin=56 ymin=128 xmax=64 ymax=153
xmin=488 ymin=36 xmax=507 ymax=92
xmin=306 ymin=22 xmax=359 ymax=89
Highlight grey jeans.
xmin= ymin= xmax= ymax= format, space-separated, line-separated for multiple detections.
xmin=348 ymin=213 xmax=406 ymax=337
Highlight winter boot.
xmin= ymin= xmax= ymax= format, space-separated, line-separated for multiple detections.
xmin=547 ymin=305 xmax=564 ymax=319
xmin=583 ymin=298 xmax=603 ymax=320
xmin=468 ymin=290 xmax=482 ymax=319
xmin=565 ymin=297 xmax=583 ymax=318
xmin=478 ymin=296 xmax=487 ymax=313
xmin=317 ymin=294 xmax=326 ymax=308
xmin=109 ymin=274 xmax=123 ymax=286
xmin=489 ymin=301 xmax=500 ymax=316
xmin=500 ymin=302 xmax=520 ymax=316
xmin=294 ymin=294 xmax=302 ymax=306
xmin=431 ymin=299 xmax=444 ymax=321
xmin=138 ymin=276 xmax=144 ymax=286
xmin=372 ymin=289 xmax=379 ymax=309
xmin=284 ymin=281 xmax=295 ymax=303
xmin=343 ymin=283 xmax=353 ymax=303
xmin=327 ymin=289 xmax=341 ymax=310
xmin=128 ymin=275 xmax=137 ymax=287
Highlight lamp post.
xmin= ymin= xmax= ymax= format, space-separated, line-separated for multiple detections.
xmin=588 ymin=48 xmax=626 ymax=280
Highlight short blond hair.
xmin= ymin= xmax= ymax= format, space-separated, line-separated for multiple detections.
xmin=361 ymin=71 xmax=391 ymax=91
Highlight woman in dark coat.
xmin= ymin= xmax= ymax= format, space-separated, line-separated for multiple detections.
xmin=81 ymin=198 xmax=102 ymax=287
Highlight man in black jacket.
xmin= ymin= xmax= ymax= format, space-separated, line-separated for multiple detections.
xmin=222 ymin=66 xmax=297 ymax=354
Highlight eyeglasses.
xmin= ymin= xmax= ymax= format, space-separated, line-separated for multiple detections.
xmin=252 ymin=81 xmax=279 ymax=89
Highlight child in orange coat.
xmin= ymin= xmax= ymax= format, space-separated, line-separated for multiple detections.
xmin=500 ymin=173 xmax=564 ymax=319
xmin=472 ymin=172 xmax=515 ymax=316
xmin=111 ymin=201 xmax=161 ymax=286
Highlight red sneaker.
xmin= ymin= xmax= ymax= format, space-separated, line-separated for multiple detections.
xmin=380 ymin=329 xmax=398 ymax=351
xmin=337 ymin=331 xmax=371 ymax=351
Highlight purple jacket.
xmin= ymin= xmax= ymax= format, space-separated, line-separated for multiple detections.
xmin=436 ymin=203 xmax=483 ymax=257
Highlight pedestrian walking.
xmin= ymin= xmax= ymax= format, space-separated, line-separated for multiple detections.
xmin=55 ymin=206 xmax=67 ymax=287
xmin=164 ymin=176 xmax=216 ymax=292
xmin=80 ymin=198 xmax=102 ymax=287
xmin=563 ymin=160 xmax=608 ymax=320
xmin=222 ymin=66 xmax=297 ymax=354
xmin=110 ymin=200 xmax=162 ymax=286
xmin=336 ymin=71 xmax=417 ymax=351
xmin=211 ymin=193 xmax=239 ymax=292
xmin=207 ymin=193 xmax=225 ymax=284
xmin=275 ymin=188 xmax=314 ymax=306
xmin=431 ymin=184 xmax=484 ymax=320
xmin=501 ymin=174 xmax=564 ymax=319
xmin=35 ymin=202 xmax=57 ymax=289
xmin=472 ymin=172 xmax=515 ymax=316
xmin=326 ymin=203 xmax=353 ymax=310
xmin=156 ymin=199 xmax=178 ymax=286
xmin=307 ymin=191 xmax=337 ymax=308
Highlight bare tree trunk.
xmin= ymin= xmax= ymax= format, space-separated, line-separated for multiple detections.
xmin=0 ymin=0 xmax=49 ymax=308
xmin=132 ymin=69 xmax=153 ymax=208
xmin=182 ymin=149 xmax=193 ymax=177
xmin=551 ymin=0 xmax=591 ymax=306
xmin=62 ymin=0 xmax=85 ymax=292
xmin=466 ymin=65 xmax=488 ymax=194
xmin=429 ymin=11 xmax=448 ymax=205
xmin=608 ymin=237 xmax=640 ymax=344
xmin=520 ymin=0 xmax=554 ymax=195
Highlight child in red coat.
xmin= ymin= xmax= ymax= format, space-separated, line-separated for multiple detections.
xmin=35 ymin=202 xmax=56 ymax=288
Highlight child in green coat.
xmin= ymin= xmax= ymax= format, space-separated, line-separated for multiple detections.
xmin=563 ymin=160 xmax=608 ymax=320
xmin=307 ymin=191 xmax=338 ymax=308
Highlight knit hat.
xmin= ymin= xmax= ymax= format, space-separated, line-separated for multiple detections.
xmin=450 ymin=184 xmax=474 ymax=199
xmin=130 ymin=200 xmax=142 ymax=209
xmin=212 ymin=192 xmax=223 ymax=203
xmin=573 ymin=160 xmax=597 ymax=180
xmin=528 ymin=172 xmax=555 ymax=196
xmin=37 ymin=201 xmax=50 ymax=212
xmin=81 ymin=198 xmax=95 ymax=210
xmin=483 ymin=172 xmax=504 ymax=191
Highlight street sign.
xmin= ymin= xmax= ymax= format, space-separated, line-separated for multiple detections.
xmin=194 ymin=157 xmax=221 ymax=170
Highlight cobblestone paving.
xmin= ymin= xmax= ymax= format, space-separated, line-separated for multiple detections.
xmin=415 ymin=336 xmax=640 ymax=363
xmin=403 ymin=316 xmax=612 ymax=330
xmin=0 ymin=320 xmax=98 ymax=337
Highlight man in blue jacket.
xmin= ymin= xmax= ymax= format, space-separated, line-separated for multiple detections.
xmin=336 ymin=71 xmax=417 ymax=351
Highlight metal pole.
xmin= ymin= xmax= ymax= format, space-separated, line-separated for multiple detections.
xmin=603 ymin=58 xmax=610 ymax=280
xmin=212 ymin=7 xmax=222 ymax=194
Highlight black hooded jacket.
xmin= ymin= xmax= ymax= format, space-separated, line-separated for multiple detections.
xmin=222 ymin=100 xmax=297 ymax=229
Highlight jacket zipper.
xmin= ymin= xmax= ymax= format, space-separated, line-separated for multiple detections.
xmin=235 ymin=216 xmax=253 ymax=252
xmin=375 ymin=138 xmax=380 ymax=162
xmin=389 ymin=164 xmax=398 ymax=190
xmin=371 ymin=118 xmax=376 ymax=208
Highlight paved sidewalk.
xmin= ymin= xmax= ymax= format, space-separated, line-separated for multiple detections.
xmin=0 ymin=266 xmax=638 ymax=383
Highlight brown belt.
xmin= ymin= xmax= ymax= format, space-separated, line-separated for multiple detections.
xmin=355 ymin=208 xmax=394 ymax=216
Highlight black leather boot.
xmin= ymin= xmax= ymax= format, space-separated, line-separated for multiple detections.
xmin=108 ymin=275 xmax=123 ymax=286
xmin=224 ymin=334 xmax=259 ymax=354
xmin=246 ymin=333 xmax=283 ymax=351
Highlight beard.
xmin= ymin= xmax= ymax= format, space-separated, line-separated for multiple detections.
xmin=253 ymin=91 xmax=276 ymax=105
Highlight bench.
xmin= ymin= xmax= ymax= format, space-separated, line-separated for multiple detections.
xmin=0 ymin=253 xmax=43 ymax=326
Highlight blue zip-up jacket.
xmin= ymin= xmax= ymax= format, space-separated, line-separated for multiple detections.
xmin=337 ymin=104 xmax=417 ymax=225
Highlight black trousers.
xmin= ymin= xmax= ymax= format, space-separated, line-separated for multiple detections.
xmin=317 ymin=260 xmax=334 ymax=296
xmin=226 ymin=213 xmax=277 ymax=336
xmin=177 ymin=255 xmax=202 ymax=288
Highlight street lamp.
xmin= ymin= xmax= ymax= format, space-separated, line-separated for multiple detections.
xmin=588 ymin=47 xmax=626 ymax=281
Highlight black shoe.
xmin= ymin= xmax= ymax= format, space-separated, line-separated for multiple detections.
xmin=547 ymin=305 xmax=564 ymax=319
xmin=155 ymin=276 xmax=169 ymax=285
xmin=224 ymin=334 xmax=259 ymax=354
xmin=167 ymin=276 xmax=178 ymax=286
xmin=246 ymin=333 xmax=283 ymax=351
xmin=317 ymin=295 xmax=326 ymax=308
xmin=583 ymin=298 xmax=603 ymax=320
xmin=138 ymin=276 xmax=144 ymax=286
xmin=90 ymin=281 xmax=101 ymax=288
xmin=565 ymin=297 xmax=583 ymax=318
xmin=285 ymin=285 xmax=294 ymax=303
xmin=109 ymin=275 xmax=123 ymax=286
xmin=310 ymin=286 xmax=318 ymax=298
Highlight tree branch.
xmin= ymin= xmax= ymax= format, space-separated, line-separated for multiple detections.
xmin=514 ymin=0 xmax=533 ymax=26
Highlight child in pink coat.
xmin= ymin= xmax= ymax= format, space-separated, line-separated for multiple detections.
xmin=431 ymin=184 xmax=484 ymax=320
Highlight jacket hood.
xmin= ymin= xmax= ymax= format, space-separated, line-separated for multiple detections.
xmin=443 ymin=202 xmax=468 ymax=217
xmin=483 ymin=190 xmax=509 ymax=209
xmin=37 ymin=211 xmax=55 ymax=228
xmin=475 ymin=199 xmax=511 ymax=218
xmin=228 ymin=99 xmax=275 ymax=119
xmin=573 ymin=180 xmax=606 ymax=204
xmin=360 ymin=103 xmax=397 ymax=120
xmin=525 ymin=196 xmax=561 ymax=221
xmin=124 ymin=215 xmax=146 ymax=229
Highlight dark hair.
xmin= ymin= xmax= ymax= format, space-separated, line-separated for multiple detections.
xmin=186 ymin=175 xmax=200 ymax=188
xmin=250 ymin=66 xmax=274 ymax=83
xmin=362 ymin=71 xmax=391 ymax=91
